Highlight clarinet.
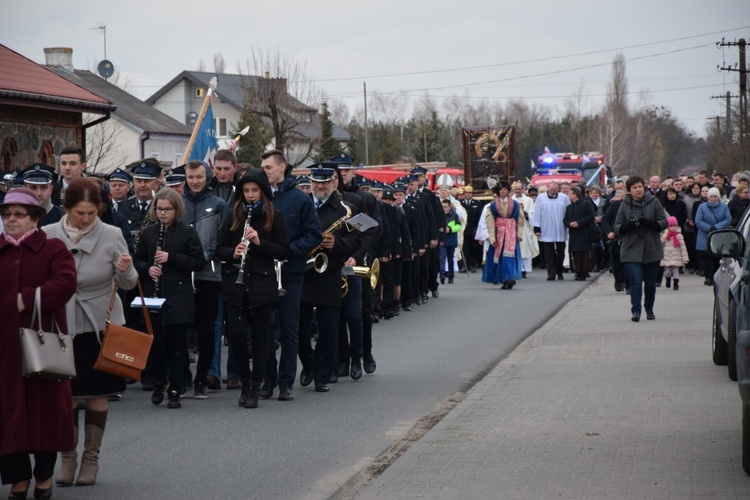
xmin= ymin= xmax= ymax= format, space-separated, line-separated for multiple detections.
xmin=235 ymin=204 xmax=253 ymax=288
xmin=154 ymin=222 xmax=165 ymax=297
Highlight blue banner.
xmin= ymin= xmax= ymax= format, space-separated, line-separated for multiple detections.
xmin=188 ymin=105 xmax=218 ymax=166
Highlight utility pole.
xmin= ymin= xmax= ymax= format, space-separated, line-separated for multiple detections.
xmin=363 ymin=82 xmax=369 ymax=165
xmin=718 ymin=38 xmax=748 ymax=169
xmin=710 ymin=92 xmax=738 ymax=136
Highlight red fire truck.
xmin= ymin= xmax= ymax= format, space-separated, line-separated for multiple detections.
xmin=530 ymin=148 xmax=611 ymax=188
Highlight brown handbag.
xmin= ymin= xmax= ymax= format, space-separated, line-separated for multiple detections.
xmin=93 ymin=278 xmax=154 ymax=381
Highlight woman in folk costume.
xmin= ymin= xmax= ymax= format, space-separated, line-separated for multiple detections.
xmin=481 ymin=181 xmax=525 ymax=289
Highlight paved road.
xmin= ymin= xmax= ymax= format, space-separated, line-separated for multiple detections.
xmin=360 ymin=272 xmax=750 ymax=499
xmin=43 ymin=270 xmax=591 ymax=500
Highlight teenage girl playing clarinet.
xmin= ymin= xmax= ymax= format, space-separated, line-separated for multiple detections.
xmin=216 ymin=169 xmax=289 ymax=409
xmin=134 ymin=189 xmax=205 ymax=409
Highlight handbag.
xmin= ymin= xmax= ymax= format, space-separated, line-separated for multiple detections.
xmin=93 ymin=278 xmax=154 ymax=381
xmin=18 ymin=287 xmax=76 ymax=380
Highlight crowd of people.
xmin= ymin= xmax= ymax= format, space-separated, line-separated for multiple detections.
xmin=2 ymin=145 xmax=750 ymax=498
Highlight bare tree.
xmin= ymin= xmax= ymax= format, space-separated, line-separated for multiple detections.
xmin=213 ymin=53 xmax=226 ymax=73
xmin=599 ymin=53 xmax=632 ymax=176
xmin=84 ymin=114 xmax=126 ymax=173
xmin=329 ymin=100 xmax=350 ymax=127
xmin=197 ymin=58 xmax=206 ymax=72
xmin=237 ymin=48 xmax=321 ymax=167
xmin=564 ymin=79 xmax=591 ymax=151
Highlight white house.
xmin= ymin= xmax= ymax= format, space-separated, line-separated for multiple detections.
xmin=45 ymin=48 xmax=191 ymax=174
xmin=146 ymin=70 xmax=349 ymax=167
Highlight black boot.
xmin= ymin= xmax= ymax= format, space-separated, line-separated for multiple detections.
xmin=245 ymin=380 xmax=261 ymax=409
xmin=239 ymin=378 xmax=251 ymax=407
xmin=673 ymin=279 xmax=679 ymax=291
xmin=258 ymin=378 xmax=276 ymax=399
xmin=665 ymin=277 xmax=671 ymax=288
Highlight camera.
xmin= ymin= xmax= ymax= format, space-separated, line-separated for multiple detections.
xmin=629 ymin=216 xmax=641 ymax=227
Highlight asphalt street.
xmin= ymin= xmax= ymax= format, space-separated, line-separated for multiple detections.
xmin=41 ymin=269 xmax=591 ymax=500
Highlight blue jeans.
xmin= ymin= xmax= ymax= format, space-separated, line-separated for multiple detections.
xmin=624 ymin=261 xmax=659 ymax=315
xmin=439 ymin=245 xmax=456 ymax=278
xmin=265 ymin=280 xmax=302 ymax=388
xmin=209 ymin=292 xmax=239 ymax=379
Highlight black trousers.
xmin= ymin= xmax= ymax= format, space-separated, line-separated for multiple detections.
xmin=193 ymin=281 xmax=219 ymax=384
xmin=0 ymin=452 xmax=56 ymax=485
xmin=428 ymin=247 xmax=440 ymax=292
xmin=542 ymin=241 xmax=566 ymax=276
xmin=464 ymin=229 xmax=482 ymax=269
xmin=419 ymin=250 xmax=429 ymax=296
xmin=151 ymin=320 xmax=189 ymax=393
xmin=379 ymin=259 xmax=394 ymax=317
xmin=402 ymin=258 xmax=416 ymax=306
xmin=226 ymin=301 xmax=272 ymax=382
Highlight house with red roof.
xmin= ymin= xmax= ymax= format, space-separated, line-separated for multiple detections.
xmin=0 ymin=45 xmax=115 ymax=174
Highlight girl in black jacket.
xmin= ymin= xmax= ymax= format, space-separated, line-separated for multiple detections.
xmin=134 ymin=189 xmax=206 ymax=409
xmin=216 ymin=170 xmax=290 ymax=408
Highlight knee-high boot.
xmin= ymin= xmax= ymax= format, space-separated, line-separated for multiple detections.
xmin=56 ymin=407 xmax=79 ymax=486
xmin=76 ymin=408 xmax=107 ymax=486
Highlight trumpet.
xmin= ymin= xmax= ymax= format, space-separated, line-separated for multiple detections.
xmin=235 ymin=206 xmax=253 ymax=288
xmin=274 ymin=260 xmax=287 ymax=296
xmin=154 ymin=222 xmax=165 ymax=297
xmin=353 ymin=258 xmax=380 ymax=290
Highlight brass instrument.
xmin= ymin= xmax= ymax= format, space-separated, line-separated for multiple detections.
xmin=154 ymin=222 xmax=165 ymax=297
xmin=353 ymin=258 xmax=380 ymax=290
xmin=274 ymin=260 xmax=287 ymax=296
xmin=235 ymin=205 xmax=253 ymax=288
xmin=341 ymin=259 xmax=380 ymax=297
xmin=306 ymin=252 xmax=328 ymax=273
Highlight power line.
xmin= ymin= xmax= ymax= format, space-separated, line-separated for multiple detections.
xmin=313 ymin=25 xmax=750 ymax=82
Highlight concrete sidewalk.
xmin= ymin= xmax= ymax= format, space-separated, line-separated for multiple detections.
xmin=359 ymin=273 xmax=749 ymax=499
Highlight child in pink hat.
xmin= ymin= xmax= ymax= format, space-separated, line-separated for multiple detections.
xmin=660 ymin=216 xmax=688 ymax=290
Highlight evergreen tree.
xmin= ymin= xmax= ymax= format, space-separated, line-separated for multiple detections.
xmin=234 ymin=107 xmax=268 ymax=167
xmin=317 ymin=101 xmax=339 ymax=161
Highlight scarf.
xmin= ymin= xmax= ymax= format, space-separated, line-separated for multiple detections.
xmin=493 ymin=198 xmax=517 ymax=263
xmin=61 ymin=213 xmax=98 ymax=244
xmin=3 ymin=228 xmax=37 ymax=246
xmin=666 ymin=229 xmax=681 ymax=247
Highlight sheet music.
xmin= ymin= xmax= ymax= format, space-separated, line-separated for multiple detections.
xmin=131 ymin=297 xmax=166 ymax=309
xmin=347 ymin=213 xmax=379 ymax=232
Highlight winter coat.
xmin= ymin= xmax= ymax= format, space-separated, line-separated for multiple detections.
xmin=614 ymin=191 xmax=668 ymax=264
xmin=182 ymin=186 xmax=227 ymax=282
xmin=272 ymin=176 xmax=322 ymax=282
xmin=0 ymin=230 xmax=77 ymax=455
xmin=301 ymin=195 xmax=362 ymax=308
xmin=443 ymin=208 xmax=462 ymax=247
xmin=564 ymin=198 xmax=595 ymax=253
xmin=215 ymin=204 xmax=290 ymax=309
xmin=44 ymin=218 xmax=138 ymax=335
xmin=133 ymin=220 xmax=206 ymax=325
xmin=694 ymin=201 xmax=731 ymax=251
xmin=728 ymin=197 xmax=750 ymax=228
xmin=662 ymin=197 xmax=688 ymax=229
xmin=660 ymin=228 xmax=689 ymax=267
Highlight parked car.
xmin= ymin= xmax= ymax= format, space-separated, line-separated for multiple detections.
xmin=707 ymin=226 xmax=750 ymax=475
xmin=711 ymin=208 xmax=750 ymax=381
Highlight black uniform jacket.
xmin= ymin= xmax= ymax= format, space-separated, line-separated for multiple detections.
xmin=134 ymin=220 xmax=206 ymax=325
xmin=302 ymin=194 xmax=362 ymax=308
xmin=215 ymin=207 xmax=290 ymax=309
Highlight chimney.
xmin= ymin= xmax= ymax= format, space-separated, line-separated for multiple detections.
xmin=264 ymin=71 xmax=270 ymax=79
xmin=44 ymin=47 xmax=74 ymax=71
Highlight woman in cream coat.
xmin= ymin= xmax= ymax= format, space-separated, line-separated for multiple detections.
xmin=43 ymin=178 xmax=137 ymax=487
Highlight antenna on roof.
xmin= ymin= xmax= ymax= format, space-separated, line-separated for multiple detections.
xmin=91 ymin=24 xmax=114 ymax=80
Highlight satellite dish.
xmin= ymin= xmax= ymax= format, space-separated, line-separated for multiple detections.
xmin=97 ymin=59 xmax=114 ymax=79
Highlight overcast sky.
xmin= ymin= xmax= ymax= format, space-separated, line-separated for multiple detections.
xmin=4 ymin=1 xmax=749 ymax=139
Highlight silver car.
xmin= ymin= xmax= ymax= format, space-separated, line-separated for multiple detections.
xmin=712 ymin=208 xmax=750 ymax=381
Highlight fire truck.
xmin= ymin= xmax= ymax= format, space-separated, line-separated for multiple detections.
xmin=530 ymin=148 xmax=611 ymax=188
xmin=293 ymin=162 xmax=465 ymax=191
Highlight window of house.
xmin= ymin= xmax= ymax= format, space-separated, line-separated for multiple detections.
xmin=216 ymin=117 xmax=228 ymax=138
xmin=195 ymin=87 xmax=205 ymax=99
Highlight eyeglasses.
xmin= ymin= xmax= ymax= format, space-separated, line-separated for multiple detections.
xmin=155 ymin=207 xmax=174 ymax=213
xmin=1 ymin=211 xmax=30 ymax=220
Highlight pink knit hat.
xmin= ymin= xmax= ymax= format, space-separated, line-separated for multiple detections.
xmin=667 ymin=216 xmax=678 ymax=227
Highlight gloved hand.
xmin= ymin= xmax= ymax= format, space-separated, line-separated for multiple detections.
xmin=641 ymin=219 xmax=661 ymax=231
xmin=709 ymin=226 xmax=717 ymax=232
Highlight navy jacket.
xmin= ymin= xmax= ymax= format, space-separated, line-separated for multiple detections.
xmin=272 ymin=176 xmax=322 ymax=282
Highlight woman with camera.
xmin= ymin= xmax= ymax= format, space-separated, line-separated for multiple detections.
xmin=615 ymin=176 xmax=668 ymax=322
